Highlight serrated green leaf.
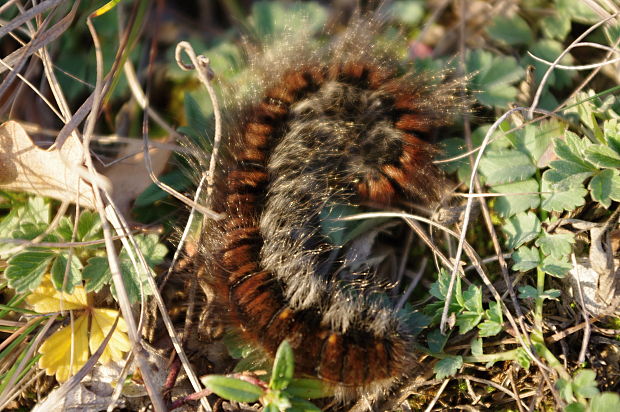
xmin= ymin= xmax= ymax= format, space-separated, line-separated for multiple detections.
xmin=590 ymin=392 xmax=620 ymax=412
xmin=535 ymin=232 xmax=574 ymax=258
xmin=541 ymin=255 xmax=572 ymax=278
xmin=50 ymin=252 xmax=83 ymax=293
xmin=82 ymin=256 xmax=111 ymax=292
xmin=5 ymin=251 xmax=56 ymax=292
xmin=541 ymin=175 xmax=588 ymax=212
xmin=434 ymin=355 xmax=463 ymax=380
xmin=519 ymin=120 xmax=564 ymax=166
xmin=466 ymin=50 xmax=524 ymax=107
xmin=286 ymin=379 xmax=331 ymax=399
xmin=478 ymin=301 xmax=503 ymax=337
xmin=270 ymin=340 xmax=295 ymax=390
xmin=462 ymin=285 xmax=483 ymax=313
xmin=492 ymin=179 xmax=540 ymax=217
xmin=573 ymin=369 xmax=599 ymax=398
xmin=21 ymin=197 xmax=50 ymax=225
xmin=541 ymin=10 xmax=571 ymax=40
xmin=111 ymin=234 xmax=167 ymax=304
xmin=585 ymin=145 xmax=620 ymax=169
xmin=456 ymin=311 xmax=482 ymax=335
xmin=512 ymin=246 xmax=540 ymax=272
xmin=589 ymin=169 xmax=619 ymax=208
xmin=200 ymin=375 xmax=262 ymax=403
xmin=486 ymin=15 xmax=533 ymax=45
xmin=77 ymin=211 xmax=102 ymax=242
xmin=557 ymin=0 xmax=601 ymax=24
xmin=479 ymin=150 xmax=536 ymax=185
xmin=603 ymin=119 xmax=620 ymax=154
xmin=503 ymin=212 xmax=541 ymax=249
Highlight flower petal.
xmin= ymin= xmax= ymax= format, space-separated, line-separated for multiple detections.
xmin=90 ymin=308 xmax=131 ymax=364
xmin=26 ymin=275 xmax=88 ymax=313
xmin=38 ymin=314 xmax=90 ymax=382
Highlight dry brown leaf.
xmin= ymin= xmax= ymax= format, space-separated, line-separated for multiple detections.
xmin=0 ymin=120 xmax=107 ymax=209
xmin=103 ymin=139 xmax=172 ymax=217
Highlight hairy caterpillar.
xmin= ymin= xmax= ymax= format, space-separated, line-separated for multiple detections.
xmin=195 ymin=17 xmax=464 ymax=397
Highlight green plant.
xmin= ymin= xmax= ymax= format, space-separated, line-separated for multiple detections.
xmin=201 ymin=341 xmax=330 ymax=411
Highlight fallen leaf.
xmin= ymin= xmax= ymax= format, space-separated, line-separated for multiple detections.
xmin=0 ymin=121 xmax=109 ymax=209
xmin=102 ymin=138 xmax=172 ymax=216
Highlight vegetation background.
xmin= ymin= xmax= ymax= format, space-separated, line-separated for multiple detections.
xmin=0 ymin=0 xmax=619 ymax=411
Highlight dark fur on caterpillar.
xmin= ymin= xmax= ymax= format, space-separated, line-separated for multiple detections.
xmin=195 ymin=17 xmax=465 ymax=398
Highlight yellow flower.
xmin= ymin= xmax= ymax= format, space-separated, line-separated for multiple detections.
xmin=26 ymin=276 xmax=131 ymax=382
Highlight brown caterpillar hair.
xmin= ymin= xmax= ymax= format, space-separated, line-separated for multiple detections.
xmin=195 ymin=18 xmax=465 ymax=398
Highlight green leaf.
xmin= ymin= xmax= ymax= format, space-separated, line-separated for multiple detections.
xmin=250 ymin=1 xmax=327 ymax=41
xmin=479 ymin=150 xmax=536 ymax=186
xmin=535 ymin=232 xmax=574 ymax=259
xmin=21 ymin=197 xmax=50 ymax=225
xmin=573 ymin=369 xmax=599 ymax=398
xmin=470 ymin=337 xmax=483 ymax=357
xmin=427 ymin=328 xmax=449 ymax=353
xmin=565 ymin=402 xmax=586 ymax=412
xmin=589 ymin=169 xmax=620 ymax=208
xmin=478 ymin=301 xmax=503 ymax=337
xmin=462 ymin=285 xmax=483 ymax=313
xmin=585 ymin=145 xmax=620 ymax=169
xmin=503 ymin=212 xmax=541 ymax=249
xmin=518 ymin=120 xmax=564 ymax=166
xmin=512 ymin=246 xmax=540 ymax=272
xmin=111 ymin=234 xmax=168 ymax=303
xmin=82 ymin=256 xmax=111 ymax=292
xmin=5 ymin=251 xmax=56 ymax=292
xmin=556 ymin=132 xmax=594 ymax=166
xmin=486 ymin=15 xmax=533 ymax=45
xmin=434 ymin=355 xmax=463 ymax=380
xmin=557 ymin=0 xmax=601 ymax=24
xmin=50 ymin=252 xmax=83 ymax=293
xmin=518 ymin=285 xmax=561 ymax=301
xmin=541 ymin=10 xmax=571 ymax=40
xmin=456 ymin=311 xmax=483 ymax=335
xmin=319 ymin=204 xmax=358 ymax=247
xmin=518 ymin=285 xmax=539 ymax=300
xmin=263 ymin=403 xmax=279 ymax=412
xmin=515 ymin=347 xmax=531 ymax=369
xmin=525 ymin=39 xmax=576 ymax=89
xmin=77 ymin=211 xmax=102 ymax=242
xmin=590 ymin=392 xmax=620 ymax=412
xmin=492 ymin=179 xmax=540 ymax=217
xmin=540 ymin=175 xmax=588 ymax=212
xmin=466 ymin=50 xmax=524 ymax=107
xmin=200 ymin=375 xmax=262 ymax=403
xmin=135 ymin=169 xmax=191 ymax=208
xmin=541 ymin=255 xmax=572 ymax=278
xmin=270 ymin=340 xmax=295 ymax=390
xmin=287 ymin=397 xmax=323 ymax=412
xmin=286 ymin=379 xmax=331 ymax=399
xmin=558 ymin=377 xmax=575 ymax=403
xmin=388 ymin=1 xmax=424 ymax=25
